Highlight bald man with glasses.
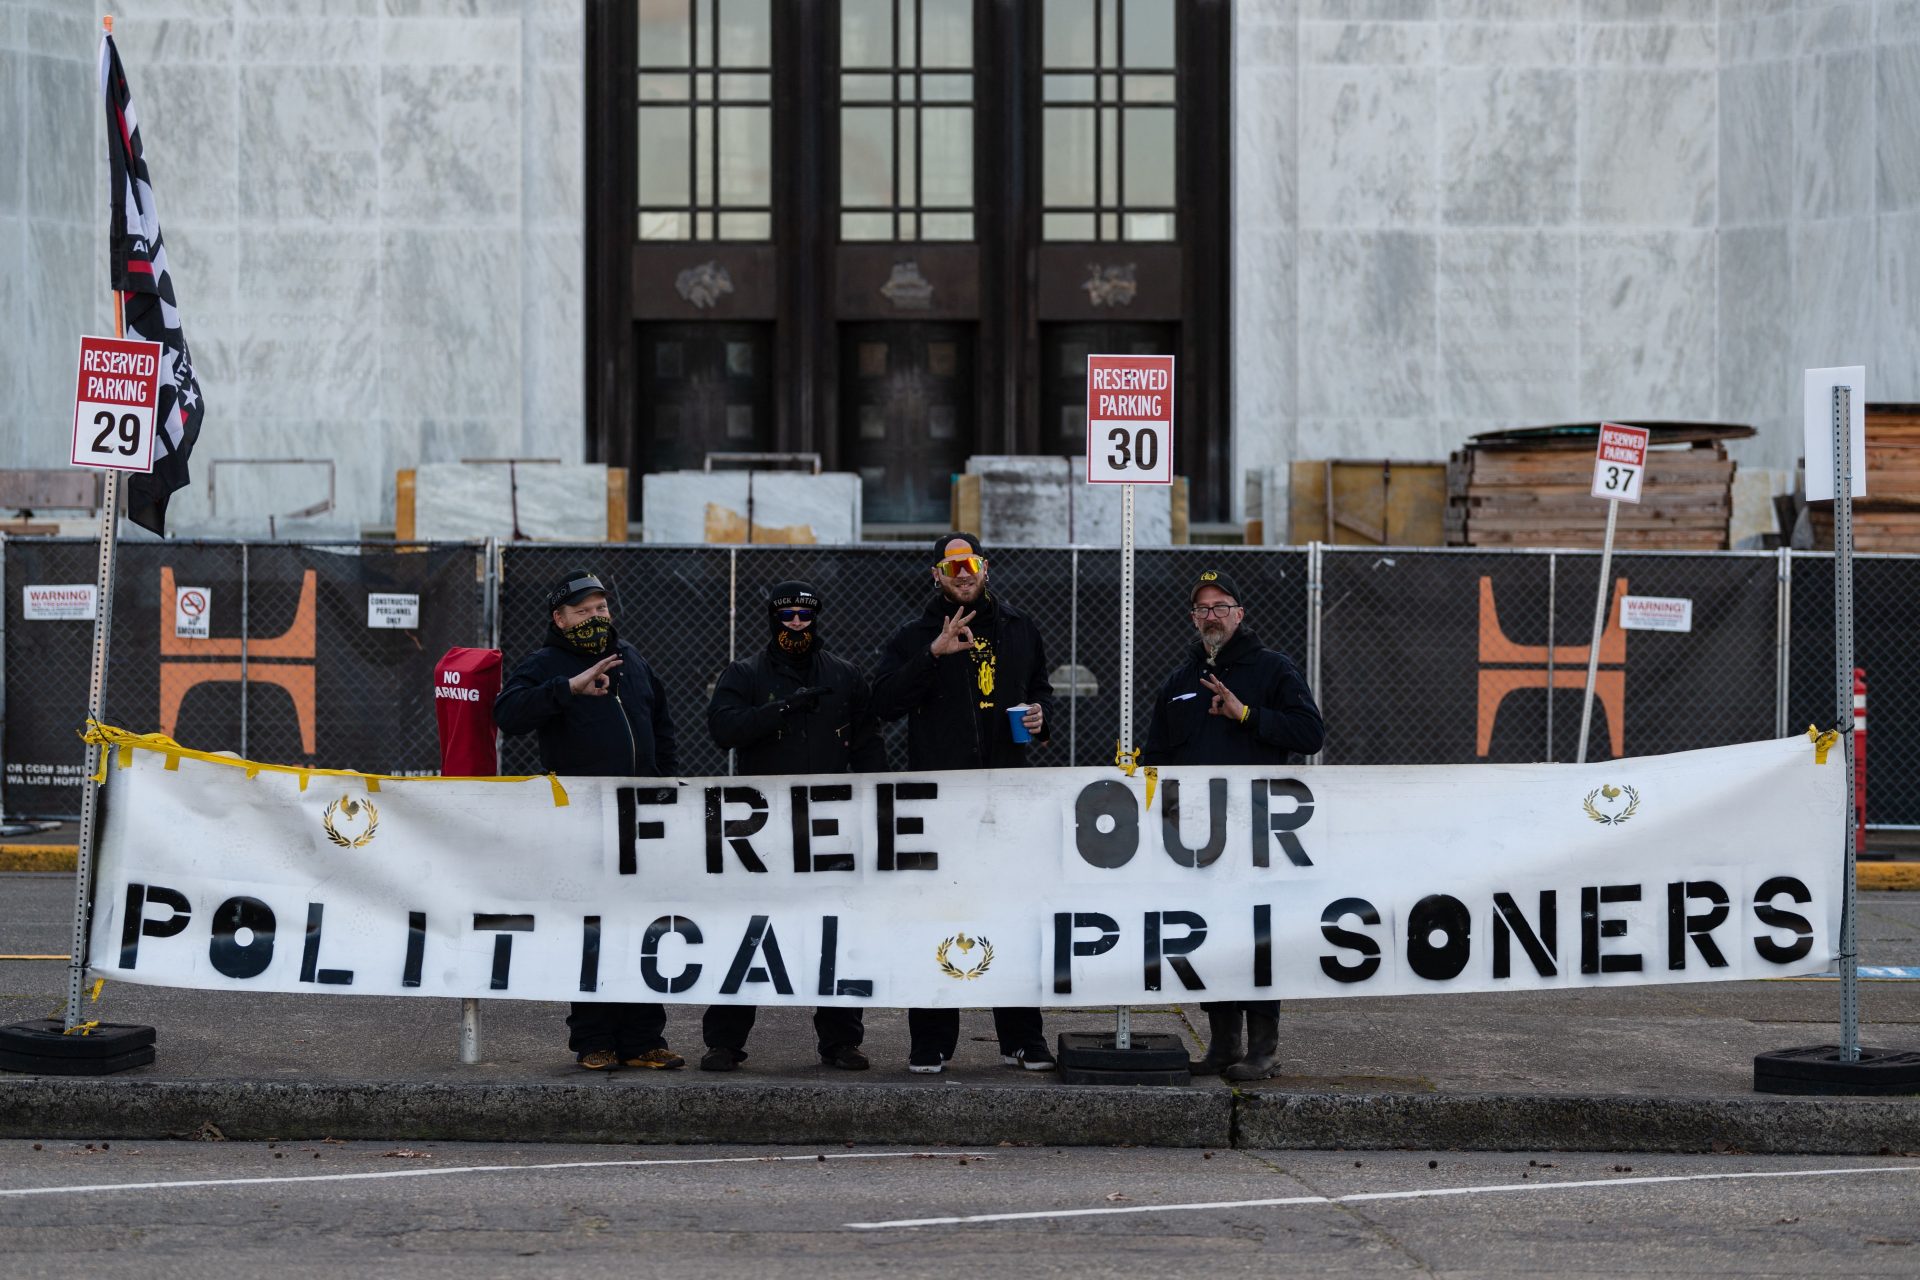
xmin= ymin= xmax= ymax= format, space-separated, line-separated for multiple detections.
xmin=1141 ymin=567 xmax=1324 ymax=1082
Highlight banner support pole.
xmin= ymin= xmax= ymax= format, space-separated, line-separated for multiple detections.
xmin=1115 ymin=481 xmax=1135 ymax=1051
xmin=1833 ymin=384 xmax=1859 ymax=1062
xmin=1575 ymin=499 xmax=1619 ymax=765
xmin=64 ymin=285 xmax=126 ymax=1030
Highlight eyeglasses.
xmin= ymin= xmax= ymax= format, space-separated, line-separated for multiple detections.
xmin=1190 ymin=603 xmax=1239 ymax=619
xmin=776 ymin=608 xmax=815 ymax=622
xmin=935 ymin=555 xmax=984 ymax=577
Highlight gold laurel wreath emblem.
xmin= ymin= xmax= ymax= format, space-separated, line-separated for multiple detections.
xmin=322 ymin=795 xmax=379 ymax=848
xmin=1583 ymin=784 xmax=1640 ymax=827
xmin=936 ymin=932 xmax=994 ymax=980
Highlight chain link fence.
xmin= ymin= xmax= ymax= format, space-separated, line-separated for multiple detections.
xmin=6 ymin=537 xmax=1914 ymax=827
xmin=2 ymin=539 xmax=485 ymax=816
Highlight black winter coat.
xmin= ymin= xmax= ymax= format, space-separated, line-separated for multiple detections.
xmin=494 ymin=635 xmax=678 ymax=777
xmin=869 ymin=592 xmax=1056 ymax=770
xmin=707 ymin=640 xmax=887 ymax=776
xmin=1140 ymin=626 xmax=1323 ymax=767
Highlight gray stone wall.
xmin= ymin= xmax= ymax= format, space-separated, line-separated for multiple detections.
xmin=1236 ymin=0 xmax=1920 ymax=532
xmin=1 ymin=0 xmax=583 ymax=534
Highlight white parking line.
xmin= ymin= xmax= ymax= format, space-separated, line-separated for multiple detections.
xmin=0 ymin=1149 xmax=989 ymax=1199
xmin=845 ymin=1163 xmax=1920 ymax=1229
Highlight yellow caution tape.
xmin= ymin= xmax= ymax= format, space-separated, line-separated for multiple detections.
xmin=88 ymin=977 xmax=104 ymax=1002
xmin=1142 ymin=766 xmax=1158 ymax=813
xmin=1114 ymin=742 xmax=1140 ymax=777
xmin=80 ymin=721 xmax=573 ymax=807
xmin=1809 ymin=725 xmax=1840 ymax=764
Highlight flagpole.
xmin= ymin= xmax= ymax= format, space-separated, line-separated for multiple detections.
xmin=64 ymin=15 xmax=124 ymax=1031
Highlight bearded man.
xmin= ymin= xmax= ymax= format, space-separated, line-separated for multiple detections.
xmin=1141 ymin=568 xmax=1324 ymax=1081
xmin=495 ymin=569 xmax=685 ymax=1073
xmin=869 ymin=532 xmax=1058 ymax=1074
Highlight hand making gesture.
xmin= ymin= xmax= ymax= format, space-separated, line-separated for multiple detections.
xmin=930 ymin=606 xmax=977 ymax=658
xmin=567 ymin=653 xmax=622 ymax=696
xmin=1201 ymin=673 xmax=1247 ymax=723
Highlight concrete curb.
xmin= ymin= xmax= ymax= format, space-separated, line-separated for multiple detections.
xmin=4 ymin=1078 xmax=1918 ymax=1153
xmin=1235 ymin=1091 xmax=1920 ymax=1155
xmin=0 ymin=1079 xmax=1232 ymax=1149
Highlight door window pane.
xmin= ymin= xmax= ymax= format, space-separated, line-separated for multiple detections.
xmin=841 ymin=0 xmax=893 ymax=67
xmin=639 ymin=108 xmax=692 ymax=207
xmin=839 ymin=0 xmax=975 ymax=242
xmin=1044 ymin=0 xmax=1096 ymax=67
xmin=1123 ymin=0 xmax=1175 ymax=70
xmin=921 ymin=0 xmax=973 ymax=67
xmin=858 ymin=341 xmax=888 ymax=377
xmin=639 ymin=0 xmax=691 ymax=65
xmin=1123 ymin=107 xmax=1174 ymax=206
xmin=1043 ymin=109 xmax=1095 ymax=207
xmin=920 ymin=107 xmax=971 ymax=208
xmin=717 ymin=0 xmax=771 ymax=65
xmin=718 ymin=107 xmax=771 ymax=205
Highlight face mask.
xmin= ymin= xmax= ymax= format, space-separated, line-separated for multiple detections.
xmin=775 ymin=628 xmax=815 ymax=655
xmin=559 ymin=615 xmax=614 ymax=657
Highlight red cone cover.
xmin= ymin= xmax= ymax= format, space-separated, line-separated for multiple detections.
xmin=434 ymin=647 xmax=502 ymax=777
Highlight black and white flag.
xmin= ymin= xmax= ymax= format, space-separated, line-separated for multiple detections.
xmin=100 ymin=32 xmax=205 ymax=536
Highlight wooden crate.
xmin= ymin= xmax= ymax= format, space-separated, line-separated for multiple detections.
xmin=1805 ymin=405 xmax=1920 ymax=551
xmin=1447 ymin=441 xmax=1733 ymax=549
xmin=1288 ymin=459 xmax=1446 ymax=546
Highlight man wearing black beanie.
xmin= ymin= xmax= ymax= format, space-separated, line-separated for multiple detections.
xmin=703 ymin=580 xmax=885 ymax=1071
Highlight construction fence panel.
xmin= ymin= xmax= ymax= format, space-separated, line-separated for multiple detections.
xmin=1789 ymin=553 xmax=1920 ymax=826
xmin=1 ymin=539 xmax=484 ymax=817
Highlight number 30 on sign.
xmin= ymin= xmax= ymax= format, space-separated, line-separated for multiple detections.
xmin=71 ymin=334 xmax=163 ymax=474
xmin=1085 ymin=353 xmax=1175 ymax=486
xmin=1590 ymin=422 xmax=1650 ymax=505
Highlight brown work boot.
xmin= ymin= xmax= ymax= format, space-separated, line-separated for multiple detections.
xmin=576 ymin=1048 xmax=619 ymax=1071
xmin=621 ymin=1047 xmax=685 ymax=1070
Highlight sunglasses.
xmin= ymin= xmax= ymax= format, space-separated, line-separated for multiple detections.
xmin=935 ymin=554 xmax=984 ymax=577
xmin=776 ymin=607 xmax=815 ymax=621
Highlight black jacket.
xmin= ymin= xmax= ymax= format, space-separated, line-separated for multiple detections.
xmin=870 ymin=592 xmax=1056 ymax=770
xmin=1141 ymin=626 xmax=1323 ymax=767
xmin=494 ymin=635 xmax=678 ymax=777
xmin=707 ymin=640 xmax=887 ymax=776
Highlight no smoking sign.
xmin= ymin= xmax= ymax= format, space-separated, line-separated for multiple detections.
xmin=174 ymin=585 xmax=211 ymax=640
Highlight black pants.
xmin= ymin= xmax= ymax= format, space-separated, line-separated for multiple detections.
xmin=566 ymin=1001 xmax=668 ymax=1056
xmin=908 ymin=1006 xmax=1043 ymax=1058
xmin=702 ymin=1004 xmax=864 ymax=1057
xmin=1200 ymin=999 xmax=1281 ymax=1020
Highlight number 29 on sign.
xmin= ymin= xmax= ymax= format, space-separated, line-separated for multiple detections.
xmin=70 ymin=334 xmax=163 ymax=474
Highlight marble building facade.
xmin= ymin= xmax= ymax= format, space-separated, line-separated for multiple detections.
xmin=5 ymin=0 xmax=1917 ymax=535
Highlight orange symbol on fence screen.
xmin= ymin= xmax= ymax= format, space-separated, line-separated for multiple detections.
xmin=158 ymin=565 xmax=317 ymax=754
xmin=1477 ymin=576 xmax=1626 ymax=759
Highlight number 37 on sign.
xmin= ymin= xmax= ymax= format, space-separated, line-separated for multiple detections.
xmin=1085 ymin=353 xmax=1175 ymax=485
xmin=71 ymin=334 xmax=163 ymax=474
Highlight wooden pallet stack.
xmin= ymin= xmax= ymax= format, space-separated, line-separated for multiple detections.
xmin=1447 ymin=424 xmax=1742 ymax=549
xmin=1807 ymin=404 xmax=1920 ymax=551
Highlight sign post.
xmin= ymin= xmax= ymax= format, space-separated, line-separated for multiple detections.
xmin=1069 ymin=353 xmax=1185 ymax=1081
xmin=1576 ymin=423 xmax=1648 ymax=765
xmin=1754 ymin=367 xmax=1919 ymax=1094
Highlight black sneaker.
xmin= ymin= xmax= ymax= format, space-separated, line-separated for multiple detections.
xmin=907 ymin=1045 xmax=946 ymax=1074
xmin=699 ymin=1046 xmax=741 ymax=1072
xmin=1000 ymin=1042 xmax=1056 ymax=1072
xmin=821 ymin=1045 xmax=871 ymax=1070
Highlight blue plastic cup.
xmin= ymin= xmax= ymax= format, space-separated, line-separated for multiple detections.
xmin=1007 ymin=704 xmax=1032 ymax=744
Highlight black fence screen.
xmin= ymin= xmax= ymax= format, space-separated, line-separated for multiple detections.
xmin=5 ymin=539 xmax=1914 ymax=827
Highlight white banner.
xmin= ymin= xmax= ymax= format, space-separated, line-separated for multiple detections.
xmin=88 ymin=733 xmax=1843 ymax=1007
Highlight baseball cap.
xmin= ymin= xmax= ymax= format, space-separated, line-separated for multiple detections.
xmin=934 ymin=531 xmax=983 ymax=562
xmin=1190 ymin=568 xmax=1244 ymax=606
xmin=546 ymin=570 xmax=609 ymax=612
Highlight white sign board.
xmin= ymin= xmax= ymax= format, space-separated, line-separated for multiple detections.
xmin=1621 ymin=596 xmax=1693 ymax=633
xmin=22 ymin=584 xmax=98 ymax=621
xmin=173 ymin=585 xmax=211 ymax=640
xmin=1085 ymin=353 xmax=1175 ymax=485
xmin=1590 ymin=422 xmax=1651 ymax=504
xmin=1803 ymin=366 xmax=1867 ymax=501
xmin=90 ymin=734 xmax=1840 ymax=1005
xmin=70 ymin=335 xmax=162 ymax=474
xmin=367 ymin=593 xmax=421 ymax=629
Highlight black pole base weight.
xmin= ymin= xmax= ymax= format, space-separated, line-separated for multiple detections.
xmin=1754 ymin=1044 xmax=1920 ymax=1095
xmin=1056 ymin=1032 xmax=1192 ymax=1087
xmin=0 ymin=1019 xmax=156 ymax=1076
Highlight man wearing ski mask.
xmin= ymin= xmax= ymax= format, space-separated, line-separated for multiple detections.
xmin=703 ymin=580 xmax=885 ymax=1072
xmin=1142 ymin=568 xmax=1324 ymax=1082
xmin=495 ymin=570 xmax=684 ymax=1072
